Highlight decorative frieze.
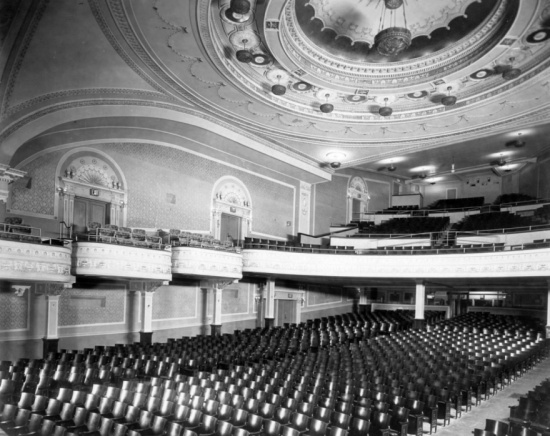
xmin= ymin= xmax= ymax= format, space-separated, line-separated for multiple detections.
xmin=243 ymin=248 xmax=550 ymax=279
xmin=0 ymin=240 xmax=73 ymax=283
xmin=72 ymin=242 xmax=172 ymax=281
xmin=172 ymin=247 xmax=242 ymax=279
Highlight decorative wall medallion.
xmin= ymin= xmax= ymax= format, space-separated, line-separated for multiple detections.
xmin=251 ymin=53 xmax=272 ymax=66
xmin=406 ymin=90 xmax=429 ymax=100
xmin=470 ymin=69 xmax=493 ymax=80
xmin=291 ymin=81 xmax=313 ymax=92
xmin=345 ymin=94 xmax=368 ymax=103
xmin=526 ymin=29 xmax=550 ymax=44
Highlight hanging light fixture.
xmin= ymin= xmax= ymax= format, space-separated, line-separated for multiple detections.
xmin=230 ymin=0 xmax=250 ymax=15
xmin=378 ymin=98 xmax=393 ymax=117
xmin=271 ymin=75 xmax=286 ymax=96
xmin=375 ymin=0 xmax=411 ymax=57
xmin=320 ymin=93 xmax=334 ymax=113
xmin=497 ymin=57 xmax=522 ymax=80
xmin=236 ymin=38 xmax=253 ymax=63
xmin=441 ymin=86 xmax=457 ymax=106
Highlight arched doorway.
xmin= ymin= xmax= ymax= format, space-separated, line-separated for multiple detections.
xmin=55 ymin=149 xmax=127 ymax=234
xmin=211 ymin=177 xmax=252 ymax=244
xmin=348 ymin=176 xmax=370 ymax=221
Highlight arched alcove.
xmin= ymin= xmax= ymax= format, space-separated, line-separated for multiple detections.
xmin=55 ymin=148 xmax=128 ymax=231
xmin=348 ymin=176 xmax=370 ymax=221
xmin=211 ymin=176 xmax=252 ymax=242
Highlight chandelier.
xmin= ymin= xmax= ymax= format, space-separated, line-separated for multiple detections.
xmin=374 ymin=0 xmax=411 ymax=57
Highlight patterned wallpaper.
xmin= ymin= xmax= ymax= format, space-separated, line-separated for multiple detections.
xmin=0 ymin=293 xmax=28 ymax=331
xmin=97 ymin=143 xmax=296 ymax=237
xmin=222 ymin=284 xmax=249 ymax=315
xmin=153 ymin=286 xmax=197 ymax=320
xmin=59 ymin=288 xmax=125 ymax=326
xmin=10 ymin=150 xmax=64 ymax=216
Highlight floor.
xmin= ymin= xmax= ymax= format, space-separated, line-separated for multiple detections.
xmin=434 ymin=354 xmax=550 ymax=436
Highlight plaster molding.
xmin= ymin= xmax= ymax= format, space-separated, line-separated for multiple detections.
xmin=242 ymin=248 xmax=550 ymax=279
xmin=0 ymin=240 xmax=73 ymax=283
xmin=172 ymin=247 xmax=243 ymax=280
xmin=72 ymin=242 xmax=172 ymax=281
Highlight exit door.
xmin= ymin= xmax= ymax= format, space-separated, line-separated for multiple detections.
xmin=220 ymin=213 xmax=242 ymax=243
xmin=73 ymin=197 xmax=109 ymax=234
xmin=276 ymin=299 xmax=297 ymax=326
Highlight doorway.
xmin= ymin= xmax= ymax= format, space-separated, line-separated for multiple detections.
xmin=276 ymin=299 xmax=297 ymax=326
xmin=351 ymin=198 xmax=362 ymax=221
xmin=447 ymin=188 xmax=457 ymax=200
xmin=220 ymin=213 xmax=242 ymax=244
xmin=73 ymin=197 xmax=110 ymax=234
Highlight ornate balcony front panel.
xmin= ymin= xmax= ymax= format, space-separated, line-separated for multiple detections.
xmin=72 ymin=242 xmax=172 ymax=281
xmin=172 ymin=247 xmax=242 ymax=280
xmin=243 ymin=248 xmax=550 ymax=279
xmin=0 ymin=240 xmax=73 ymax=283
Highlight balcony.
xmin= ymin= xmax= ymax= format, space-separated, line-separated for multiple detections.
xmin=0 ymin=223 xmax=73 ymax=283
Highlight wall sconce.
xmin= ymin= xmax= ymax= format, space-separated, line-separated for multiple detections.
xmin=12 ymin=285 xmax=30 ymax=297
xmin=120 ymin=200 xmax=126 ymax=208
xmin=57 ymin=186 xmax=68 ymax=196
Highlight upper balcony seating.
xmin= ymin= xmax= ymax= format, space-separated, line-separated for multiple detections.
xmin=0 ymin=217 xmax=64 ymax=245
xmin=427 ymin=197 xmax=485 ymax=211
xmin=358 ymin=217 xmax=449 ymax=236
xmin=158 ymin=230 xmax=239 ymax=252
xmin=453 ymin=212 xmax=533 ymax=232
xmin=493 ymin=193 xmax=537 ymax=206
xmin=379 ymin=206 xmax=420 ymax=214
xmin=78 ymin=223 xmax=163 ymax=249
xmin=0 ymin=312 xmax=545 ymax=436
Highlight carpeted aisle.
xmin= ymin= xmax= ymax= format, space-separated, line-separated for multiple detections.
xmin=435 ymin=355 xmax=550 ymax=436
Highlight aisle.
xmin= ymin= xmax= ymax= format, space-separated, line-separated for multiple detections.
xmin=435 ymin=355 xmax=550 ymax=436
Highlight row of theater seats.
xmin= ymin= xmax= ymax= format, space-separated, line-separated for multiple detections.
xmin=472 ymin=377 xmax=550 ymax=436
xmin=453 ymin=212 xmax=534 ymax=233
xmin=0 ymin=312 xmax=546 ymax=436
xmin=427 ymin=197 xmax=485 ymax=211
xmin=357 ymin=217 xmax=449 ymax=236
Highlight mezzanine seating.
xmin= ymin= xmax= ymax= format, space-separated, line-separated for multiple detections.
xmin=158 ymin=230 xmax=238 ymax=253
xmin=357 ymin=217 xmax=449 ymax=236
xmin=427 ymin=197 xmax=485 ymax=211
xmin=79 ymin=223 xmax=164 ymax=249
xmin=0 ymin=313 xmax=546 ymax=436
xmin=453 ymin=212 xmax=533 ymax=232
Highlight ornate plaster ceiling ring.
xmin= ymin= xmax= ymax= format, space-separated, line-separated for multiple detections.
xmin=277 ymin=0 xmax=516 ymax=91
xmin=251 ymin=53 xmax=273 ymax=66
xmin=305 ymin=0 xmax=479 ymax=47
xmin=221 ymin=5 xmax=254 ymax=25
xmin=406 ymin=90 xmax=429 ymax=100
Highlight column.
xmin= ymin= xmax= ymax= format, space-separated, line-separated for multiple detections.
xmin=414 ymin=280 xmax=426 ymax=329
xmin=133 ymin=280 xmax=167 ymax=344
xmin=546 ymin=281 xmax=550 ymax=339
xmin=211 ymin=282 xmax=224 ymax=336
xmin=264 ymin=278 xmax=275 ymax=328
xmin=360 ymin=287 xmax=374 ymax=314
xmin=36 ymin=283 xmax=67 ymax=358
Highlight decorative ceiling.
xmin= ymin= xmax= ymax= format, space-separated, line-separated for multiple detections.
xmin=0 ymin=0 xmax=550 ymax=185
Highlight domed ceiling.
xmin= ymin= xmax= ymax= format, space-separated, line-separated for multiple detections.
xmin=1 ymin=0 xmax=550 ymax=184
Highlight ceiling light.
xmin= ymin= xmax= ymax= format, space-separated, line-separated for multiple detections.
xmin=326 ymin=152 xmax=347 ymax=161
xmin=375 ymin=1 xmax=411 ymax=56
xmin=230 ymin=0 xmax=250 ymax=15
xmin=320 ymin=93 xmax=334 ymax=113
xmin=441 ymin=86 xmax=457 ymax=106
xmin=236 ymin=38 xmax=253 ymax=63
xmin=379 ymin=98 xmax=393 ymax=117
xmin=410 ymin=165 xmax=435 ymax=173
xmin=271 ymin=75 xmax=286 ymax=96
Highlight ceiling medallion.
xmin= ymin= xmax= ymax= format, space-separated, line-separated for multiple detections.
xmin=526 ymin=29 xmax=550 ymax=44
xmin=470 ymin=69 xmax=493 ymax=80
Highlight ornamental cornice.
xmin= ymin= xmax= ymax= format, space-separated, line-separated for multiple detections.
xmin=242 ymin=248 xmax=550 ymax=279
xmin=172 ymin=247 xmax=243 ymax=280
xmin=283 ymin=0 xmax=510 ymax=89
xmin=72 ymin=242 xmax=172 ymax=281
xmin=0 ymin=240 xmax=73 ymax=283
